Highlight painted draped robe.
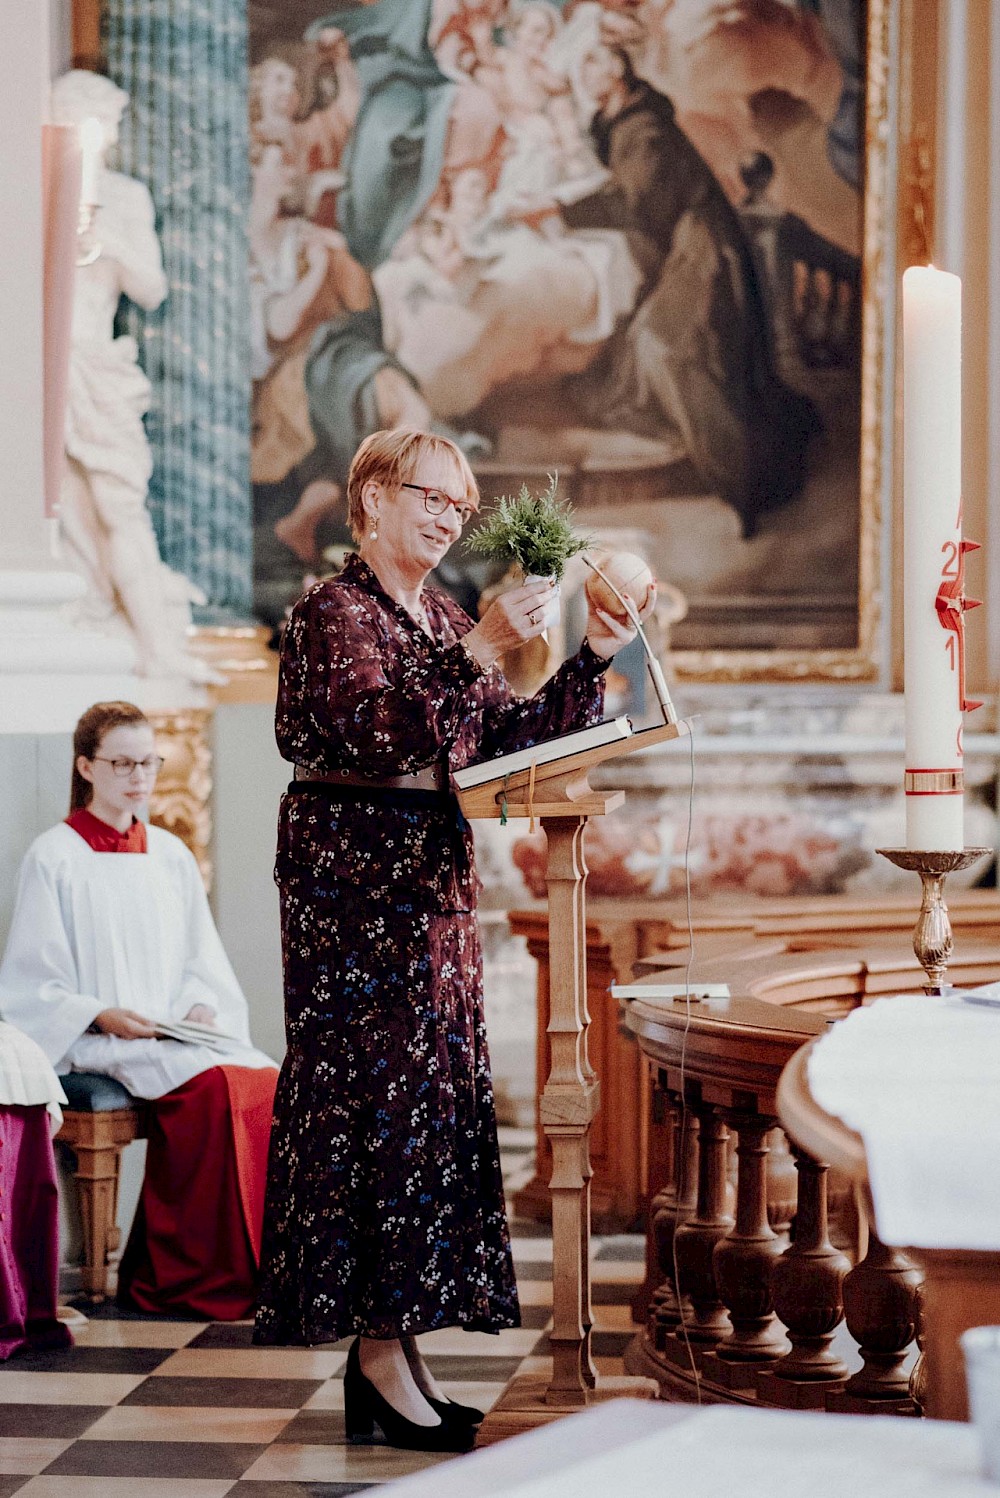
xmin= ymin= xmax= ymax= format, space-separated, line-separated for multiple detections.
xmin=254 ymin=553 xmax=608 ymax=1344
xmin=0 ymin=815 xmax=278 ymax=1318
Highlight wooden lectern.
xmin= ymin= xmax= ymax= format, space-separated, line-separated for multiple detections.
xmin=459 ymin=720 xmax=688 ymax=1441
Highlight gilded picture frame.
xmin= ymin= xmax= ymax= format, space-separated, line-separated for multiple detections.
xmin=74 ymin=0 xmax=900 ymax=685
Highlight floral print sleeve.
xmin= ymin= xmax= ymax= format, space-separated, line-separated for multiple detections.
xmin=276 ymin=556 xmax=609 ymax=779
xmin=475 ymin=640 xmax=610 ymax=762
xmin=277 ymin=568 xmax=484 ymax=776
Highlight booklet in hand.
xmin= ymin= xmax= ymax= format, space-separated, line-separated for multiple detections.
xmin=154 ymin=1018 xmax=243 ymax=1050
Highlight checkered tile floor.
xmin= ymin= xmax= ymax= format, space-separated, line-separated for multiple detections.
xmin=0 ymin=1130 xmax=644 ymax=1496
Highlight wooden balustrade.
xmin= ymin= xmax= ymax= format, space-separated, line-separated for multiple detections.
xmin=510 ymin=892 xmax=1000 ymax=1236
xmin=509 ymin=895 xmax=1000 ymax=1419
xmin=623 ymin=986 xmax=916 ymax=1413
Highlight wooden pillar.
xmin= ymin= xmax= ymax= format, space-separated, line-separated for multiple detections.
xmin=541 ymin=817 xmax=598 ymax=1403
xmin=831 ymin=1224 xmax=920 ymax=1407
xmin=764 ymin=1150 xmax=850 ymax=1404
xmin=672 ymin=1102 xmax=733 ymax=1346
xmin=648 ymin=1089 xmax=697 ymax=1347
xmin=714 ymin=1112 xmax=788 ymax=1365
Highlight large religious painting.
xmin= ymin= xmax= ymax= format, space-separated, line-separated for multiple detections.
xmin=248 ymin=0 xmax=890 ymax=680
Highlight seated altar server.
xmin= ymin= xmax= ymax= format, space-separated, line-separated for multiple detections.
xmin=0 ymin=701 xmax=279 ymax=1319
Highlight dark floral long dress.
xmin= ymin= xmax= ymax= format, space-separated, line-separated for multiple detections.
xmin=253 ymin=554 xmax=609 ymax=1345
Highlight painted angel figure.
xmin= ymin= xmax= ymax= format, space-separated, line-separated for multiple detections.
xmin=51 ymin=70 xmax=216 ymax=684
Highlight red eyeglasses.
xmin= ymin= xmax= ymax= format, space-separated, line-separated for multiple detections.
xmin=400 ymin=482 xmax=477 ymax=527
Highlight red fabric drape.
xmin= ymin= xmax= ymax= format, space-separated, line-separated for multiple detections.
xmin=0 ymin=1105 xmax=72 ymax=1359
xmin=119 ymin=1065 xmax=278 ymax=1319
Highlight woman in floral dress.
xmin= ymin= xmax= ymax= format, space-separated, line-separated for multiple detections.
xmin=254 ymin=427 xmax=652 ymax=1450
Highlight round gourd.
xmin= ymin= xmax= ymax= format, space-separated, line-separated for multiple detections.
xmin=585 ymin=551 xmax=654 ymax=621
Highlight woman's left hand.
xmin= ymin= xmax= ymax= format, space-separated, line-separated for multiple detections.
xmin=585 ymin=583 xmax=658 ymax=660
xmin=183 ymin=1004 xmax=218 ymax=1028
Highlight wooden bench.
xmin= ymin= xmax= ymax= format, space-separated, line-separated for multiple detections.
xmin=55 ymin=1072 xmax=148 ymax=1301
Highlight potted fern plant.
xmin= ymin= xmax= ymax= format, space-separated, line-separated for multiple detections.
xmin=465 ymin=476 xmax=590 ymax=629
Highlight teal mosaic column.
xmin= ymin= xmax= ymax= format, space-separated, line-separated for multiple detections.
xmin=104 ymin=0 xmax=252 ymax=617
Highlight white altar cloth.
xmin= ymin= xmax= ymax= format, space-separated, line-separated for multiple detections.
xmin=806 ymin=992 xmax=1000 ymax=1249
xmin=380 ymin=1402 xmax=993 ymax=1497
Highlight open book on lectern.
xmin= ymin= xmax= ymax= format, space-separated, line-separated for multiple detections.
xmin=454 ymin=713 xmax=688 ymax=820
xmin=453 ymin=716 xmax=633 ymax=790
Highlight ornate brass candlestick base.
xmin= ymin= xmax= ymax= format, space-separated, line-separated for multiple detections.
xmin=876 ymin=848 xmax=991 ymax=993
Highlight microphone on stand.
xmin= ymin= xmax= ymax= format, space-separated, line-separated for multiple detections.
xmin=583 ymin=554 xmax=678 ymax=727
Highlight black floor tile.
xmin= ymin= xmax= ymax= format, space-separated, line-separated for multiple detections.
xmin=226 ymin=1484 xmax=378 ymax=1496
xmin=0 ymin=1405 xmax=105 ymax=1439
xmin=185 ymin=1322 xmax=258 ymax=1349
xmin=508 ymin=1219 xmax=551 ymax=1238
xmin=511 ymin=1260 xmax=552 ymax=1281
xmin=517 ymin=1304 xmax=552 ymax=1330
xmin=0 ymin=1480 xmax=28 ymax=1497
xmin=595 ymin=1237 xmax=645 ymax=1262
xmin=186 ymin=1323 xmax=352 ymax=1352
xmin=121 ymin=1375 xmax=325 ymax=1407
xmin=273 ymin=1409 xmax=346 ymax=1445
xmin=591 ymin=1329 xmax=634 ymax=1357
xmin=593 ymin=1282 xmax=642 ymax=1306
xmin=66 ymin=1296 xmax=207 ymax=1322
xmin=420 ymin=1355 xmax=523 ymax=1381
xmin=44 ymin=1439 xmax=268 ymax=1479
xmin=0 ymin=1345 xmax=172 ymax=1375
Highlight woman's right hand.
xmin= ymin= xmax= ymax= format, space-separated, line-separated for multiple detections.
xmin=463 ymin=579 xmax=559 ymax=669
xmin=93 ymin=1008 xmax=159 ymax=1041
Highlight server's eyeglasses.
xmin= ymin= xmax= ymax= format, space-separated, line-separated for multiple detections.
xmin=92 ymin=756 xmax=165 ymax=778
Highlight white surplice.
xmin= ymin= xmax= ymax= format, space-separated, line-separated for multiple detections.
xmin=0 ymin=1022 xmax=67 ymax=1126
xmin=0 ymin=823 xmax=276 ymax=1099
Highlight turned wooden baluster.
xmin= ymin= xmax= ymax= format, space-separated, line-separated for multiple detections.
xmin=714 ymin=1111 xmax=788 ymax=1364
xmin=648 ymin=1093 xmax=698 ymax=1349
xmin=769 ymin=1148 xmax=850 ymax=1384
xmin=841 ymin=1212 xmax=921 ymax=1402
xmin=672 ymin=1102 xmax=733 ymax=1346
xmin=766 ymin=1128 xmax=797 ymax=1239
xmin=909 ymin=1276 xmax=928 ymax=1412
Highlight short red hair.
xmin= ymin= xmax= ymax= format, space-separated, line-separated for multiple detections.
xmin=346 ymin=428 xmax=479 ymax=540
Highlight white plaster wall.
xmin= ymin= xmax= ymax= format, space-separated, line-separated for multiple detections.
xmin=212 ymin=703 xmax=287 ymax=1064
xmin=0 ymin=733 xmax=72 ymax=948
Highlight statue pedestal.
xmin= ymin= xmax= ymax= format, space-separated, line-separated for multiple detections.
xmin=0 ymin=566 xmax=208 ymax=733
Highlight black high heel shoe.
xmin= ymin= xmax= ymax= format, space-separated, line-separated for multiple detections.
xmin=344 ymin=1339 xmax=476 ymax=1453
xmin=427 ymin=1396 xmax=485 ymax=1427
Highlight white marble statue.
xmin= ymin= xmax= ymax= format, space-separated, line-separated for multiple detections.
xmin=51 ymin=70 xmax=216 ymax=685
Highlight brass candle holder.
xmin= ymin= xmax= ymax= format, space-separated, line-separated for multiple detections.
xmin=876 ymin=847 xmax=991 ymax=993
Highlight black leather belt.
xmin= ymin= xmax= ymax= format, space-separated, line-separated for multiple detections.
xmin=293 ymin=764 xmax=448 ymax=792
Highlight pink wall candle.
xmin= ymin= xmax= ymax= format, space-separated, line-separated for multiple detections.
xmin=902 ymin=265 xmax=964 ymax=851
xmin=41 ymin=123 xmax=81 ymax=522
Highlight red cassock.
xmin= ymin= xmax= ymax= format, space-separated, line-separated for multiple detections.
xmin=119 ymin=1064 xmax=278 ymax=1319
xmin=0 ymin=1104 xmax=72 ymax=1359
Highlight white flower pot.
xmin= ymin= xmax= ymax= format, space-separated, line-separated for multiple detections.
xmin=524 ymin=573 xmax=561 ymax=630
